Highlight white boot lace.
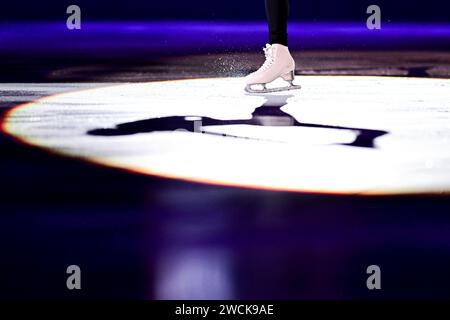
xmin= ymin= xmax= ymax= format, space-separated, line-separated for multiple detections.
xmin=259 ymin=44 xmax=275 ymax=72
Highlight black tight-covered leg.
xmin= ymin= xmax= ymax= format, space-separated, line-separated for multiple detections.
xmin=265 ymin=0 xmax=289 ymax=46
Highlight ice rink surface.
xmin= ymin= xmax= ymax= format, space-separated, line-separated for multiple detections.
xmin=2 ymin=22 xmax=450 ymax=299
xmin=4 ymin=76 xmax=450 ymax=194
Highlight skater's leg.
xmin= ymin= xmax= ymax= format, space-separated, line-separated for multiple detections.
xmin=244 ymin=0 xmax=299 ymax=93
xmin=265 ymin=0 xmax=289 ymax=46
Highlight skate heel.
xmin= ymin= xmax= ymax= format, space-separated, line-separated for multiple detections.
xmin=281 ymin=70 xmax=295 ymax=82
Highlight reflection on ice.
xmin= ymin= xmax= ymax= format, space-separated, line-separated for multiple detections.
xmin=155 ymin=248 xmax=233 ymax=300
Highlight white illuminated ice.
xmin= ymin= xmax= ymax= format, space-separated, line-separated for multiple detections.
xmin=3 ymin=76 xmax=450 ymax=194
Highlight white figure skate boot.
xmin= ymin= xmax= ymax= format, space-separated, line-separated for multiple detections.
xmin=245 ymin=43 xmax=301 ymax=93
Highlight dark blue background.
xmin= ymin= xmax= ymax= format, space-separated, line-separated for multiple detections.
xmin=1 ymin=0 xmax=449 ymax=21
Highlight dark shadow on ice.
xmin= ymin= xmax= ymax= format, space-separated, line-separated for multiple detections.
xmin=88 ymin=94 xmax=388 ymax=148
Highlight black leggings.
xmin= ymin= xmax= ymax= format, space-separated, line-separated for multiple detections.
xmin=265 ymin=0 xmax=289 ymax=46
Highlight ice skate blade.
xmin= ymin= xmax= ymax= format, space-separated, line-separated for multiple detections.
xmin=245 ymin=84 xmax=301 ymax=94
